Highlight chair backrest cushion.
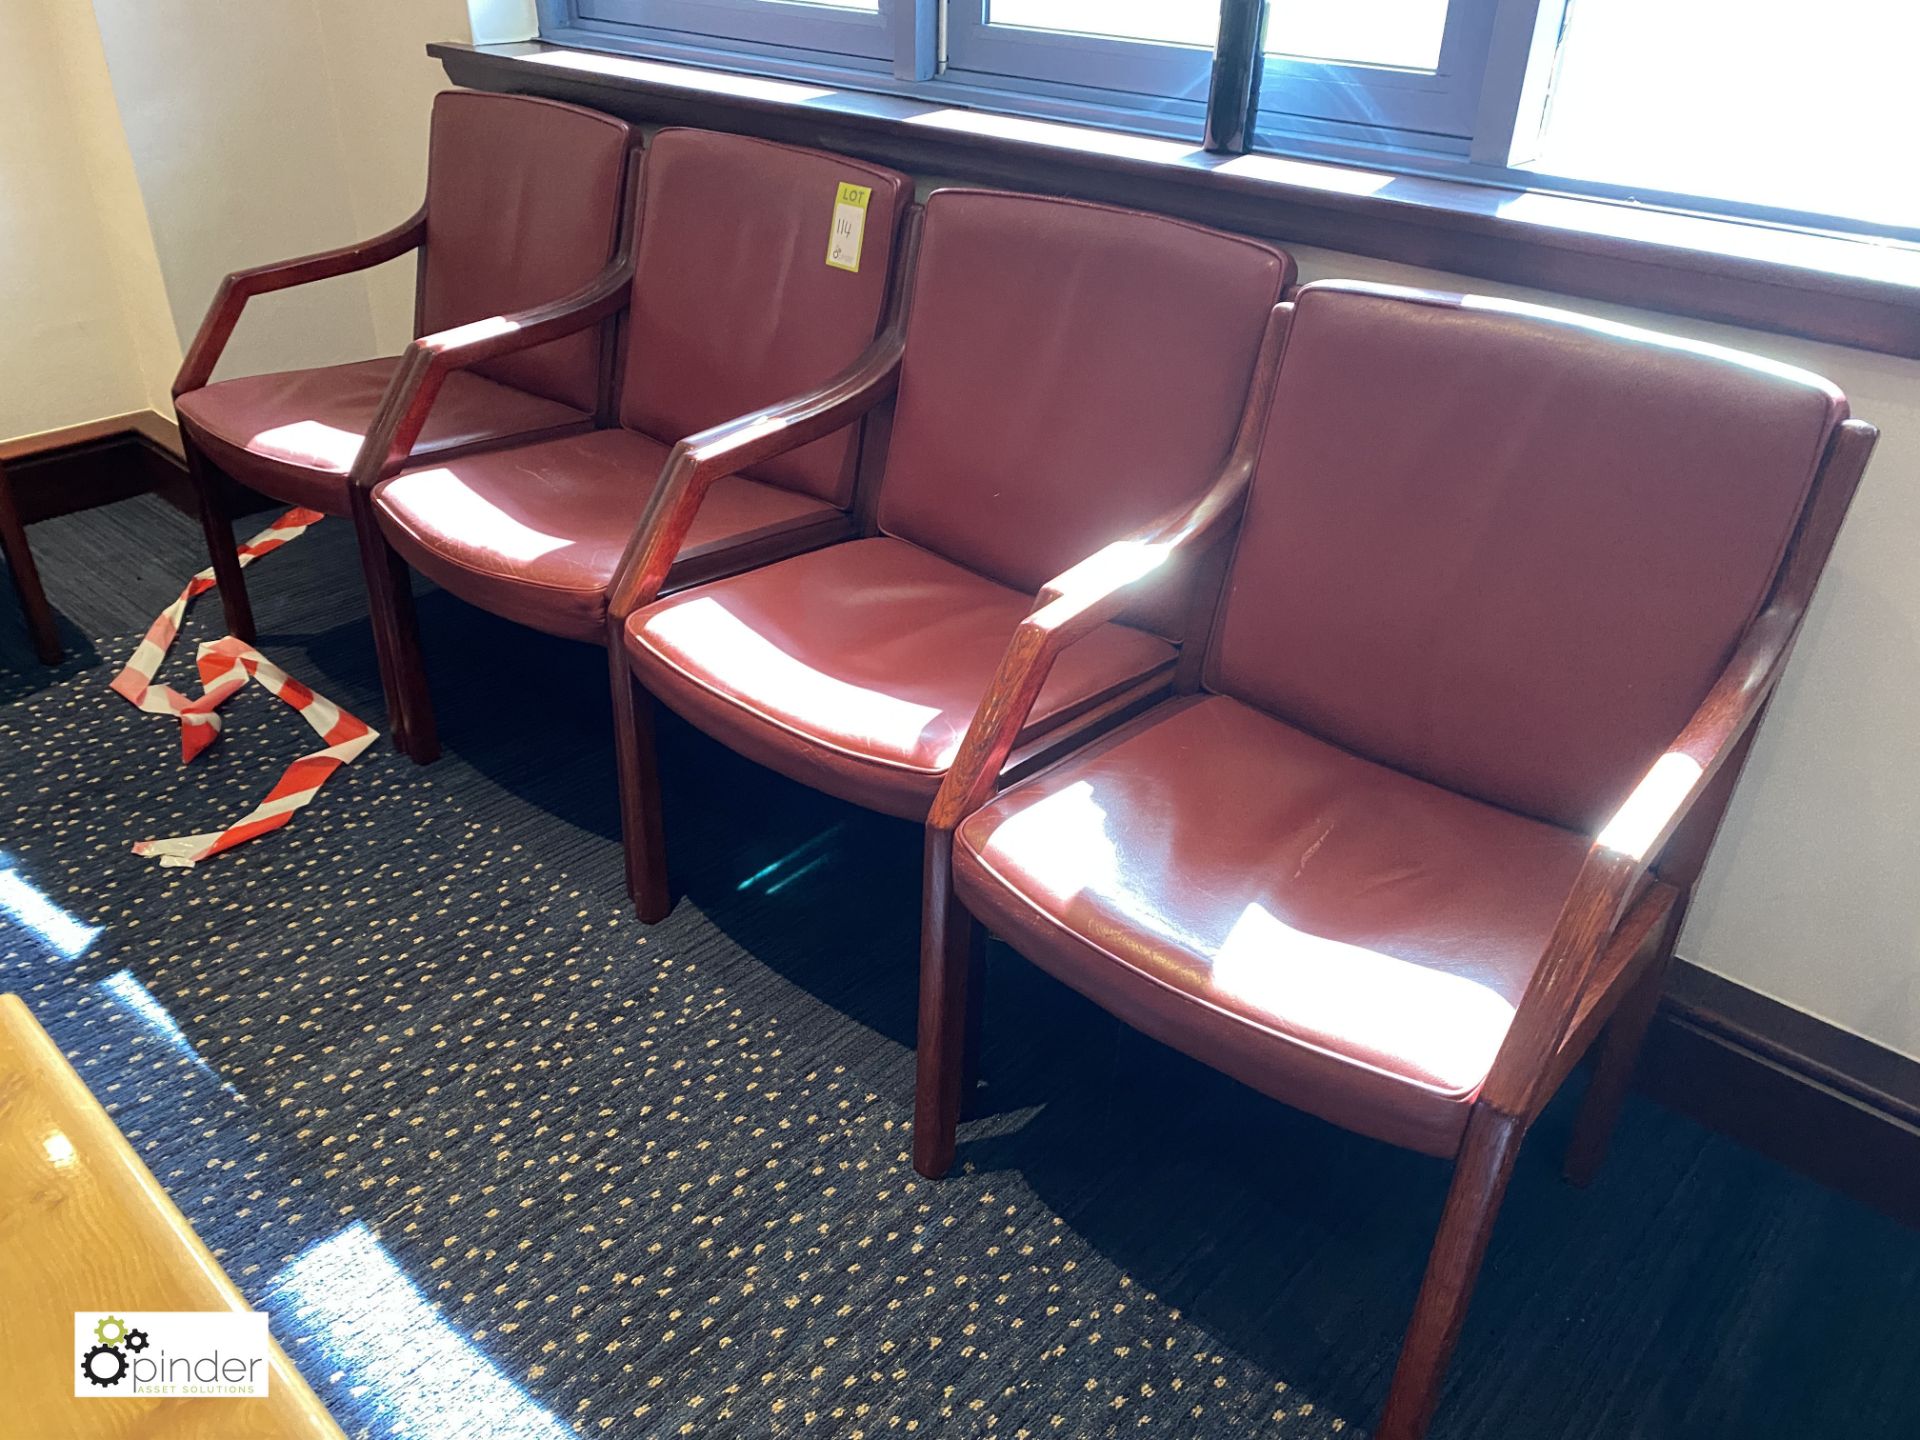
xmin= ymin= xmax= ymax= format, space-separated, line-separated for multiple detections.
xmin=618 ymin=129 xmax=911 ymax=508
xmin=876 ymin=190 xmax=1291 ymax=636
xmin=1207 ymin=281 xmax=1847 ymax=832
xmin=418 ymin=91 xmax=632 ymax=413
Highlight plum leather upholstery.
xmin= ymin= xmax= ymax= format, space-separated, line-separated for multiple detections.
xmin=375 ymin=429 xmax=847 ymax=642
xmin=177 ymin=91 xmax=632 ymax=513
xmin=373 ymin=129 xmax=910 ymax=639
xmin=178 ymin=359 xmax=588 ymax=515
xmin=954 ymin=280 xmax=1849 ymax=1154
xmin=625 ymin=537 xmax=1177 ymax=819
xmin=623 ymin=190 xmax=1291 ymax=816
xmin=1209 ymin=282 xmax=1848 ymax=833
xmin=955 ymin=695 xmax=1593 ymax=1155
xmin=418 ymin=91 xmax=633 ymax=413
xmin=878 ymin=189 xmax=1291 ymax=638
xmin=618 ymin=129 xmax=913 ymax=508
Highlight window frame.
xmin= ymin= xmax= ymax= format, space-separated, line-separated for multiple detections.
xmin=565 ymin=0 xmax=896 ymax=63
xmin=942 ymin=3 xmax=1215 ymax=103
xmin=532 ymin=0 xmax=1920 ymax=246
xmin=1255 ymin=0 xmax=1505 ymax=152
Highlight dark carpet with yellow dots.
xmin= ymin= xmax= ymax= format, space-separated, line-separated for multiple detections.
xmin=4 ymin=493 xmax=1919 ymax=1439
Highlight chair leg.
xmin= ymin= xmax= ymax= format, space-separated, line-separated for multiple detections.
xmin=0 ymin=461 xmax=61 ymax=665
xmin=380 ymin=545 xmax=438 ymax=764
xmin=914 ymin=825 xmax=983 ymax=1179
xmin=609 ymin=646 xmax=670 ymax=923
xmin=1565 ymin=900 xmax=1686 ymax=1187
xmin=347 ymin=490 xmax=435 ymax=763
xmin=183 ymin=435 xmax=255 ymax=644
xmin=961 ymin=916 xmax=988 ymax=1118
xmin=1376 ymin=1108 xmax=1523 ymax=1440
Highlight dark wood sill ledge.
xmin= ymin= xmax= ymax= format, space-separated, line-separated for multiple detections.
xmin=433 ymin=40 xmax=1920 ymax=361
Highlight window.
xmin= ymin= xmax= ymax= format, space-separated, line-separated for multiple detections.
xmin=537 ymin=0 xmax=1920 ymax=238
xmin=1255 ymin=0 xmax=1501 ymax=149
xmin=1529 ymin=0 xmax=1920 ymax=233
xmin=944 ymin=3 xmax=1216 ymax=114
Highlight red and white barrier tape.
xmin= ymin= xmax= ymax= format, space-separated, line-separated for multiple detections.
xmin=110 ymin=507 xmax=322 ymax=749
xmin=109 ymin=508 xmax=378 ymax=867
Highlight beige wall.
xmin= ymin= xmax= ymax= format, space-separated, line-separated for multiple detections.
xmin=314 ymin=0 xmax=478 ymax=352
xmin=0 ymin=0 xmax=177 ymax=439
xmin=1670 ymin=340 xmax=1918 ymax=1058
xmin=1 ymin=0 xmax=466 ymax=443
xmin=87 ymin=0 xmax=469 ymax=383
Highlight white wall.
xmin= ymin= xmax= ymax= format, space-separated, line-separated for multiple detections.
xmin=314 ymin=0 xmax=477 ymax=353
xmin=1284 ymin=245 xmax=1920 ymax=1062
xmin=0 ymin=0 xmax=178 ymax=438
xmin=88 ymin=0 xmax=469 ymax=383
xmin=1 ymin=0 xmax=467 ymax=444
xmin=91 ymin=0 xmax=375 ymax=381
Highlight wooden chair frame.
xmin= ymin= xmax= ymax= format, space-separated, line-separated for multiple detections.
xmin=910 ymin=388 xmax=1877 ymax=1438
xmin=599 ymin=209 xmax=926 ymax=921
xmin=338 ymin=149 xmax=646 ymax=763
xmin=0 ymin=459 xmax=61 ymax=665
xmin=172 ymin=204 xmax=429 ymax=648
xmin=599 ymin=225 xmax=1289 ymax=929
xmin=351 ymin=173 xmax=923 ymax=772
xmin=172 ymin=147 xmax=646 ymax=757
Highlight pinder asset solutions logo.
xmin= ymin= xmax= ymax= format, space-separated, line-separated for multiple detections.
xmin=75 ymin=1311 xmax=270 ymax=1399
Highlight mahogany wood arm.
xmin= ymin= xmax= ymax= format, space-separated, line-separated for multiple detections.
xmin=1481 ymin=416 xmax=1879 ymax=1122
xmin=925 ymin=302 xmax=1295 ymax=833
xmin=173 ymin=209 xmax=429 ymax=399
xmin=344 ymin=253 xmax=637 ymax=491
xmin=343 ymin=149 xmax=647 ymax=492
xmin=602 ymin=207 xmax=926 ymax=629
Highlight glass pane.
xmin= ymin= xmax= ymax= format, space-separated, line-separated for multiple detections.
xmin=1265 ymin=0 xmax=1450 ymax=71
xmin=1537 ymin=0 xmax=1920 ymax=229
xmin=986 ymin=0 xmax=1222 ymax=48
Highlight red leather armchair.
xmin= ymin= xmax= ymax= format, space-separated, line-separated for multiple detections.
xmin=357 ymin=128 xmax=913 ymax=762
xmin=916 ymin=280 xmax=1877 ymax=1440
xmin=172 ymin=90 xmax=634 ymax=741
xmin=609 ymin=188 xmax=1294 ymax=921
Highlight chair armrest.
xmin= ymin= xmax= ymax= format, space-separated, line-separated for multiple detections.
xmin=345 ymin=252 xmax=639 ymax=490
xmin=602 ymin=329 xmax=906 ymax=623
xmin=1481 ymin=609 xmax=1797 ymax=1122
xmin=347 ymin=146 xmax=648 ymax=488
xmin=602 ymin=206 xmax=927 ymax=629
xmin=925 ymin=301 xmax=1295 ymax=832
xmin=173 ymin=209 xmax=428 ymax=399
xmin=1481 ymin=415 xmax=1878 ymax=1122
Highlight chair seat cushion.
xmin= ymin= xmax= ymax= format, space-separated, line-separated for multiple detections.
xmin=954 ymin=694 xmax=1593 ymax=1155
xmin=624 ymin=536 xmax=1180 ymax=819
xmin=373 ymin=428 xmax=850 ymax=643
xmin=176 ymin=357 xmax=589 ymax=514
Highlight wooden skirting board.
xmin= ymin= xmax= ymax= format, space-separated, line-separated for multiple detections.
xmin=1643 ymin=961 xmax=1920 ymax=1229
xmin=3 ymin=410 xmax=189 ymax=523
xmin=2 ymin=409 xmax=269 ymax=523
xmin=0 ymin=408 xmax=183 ymax=465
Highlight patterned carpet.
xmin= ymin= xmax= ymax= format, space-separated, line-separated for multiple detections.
xmin=3 ymin=493 xmax=1918 ymax=1439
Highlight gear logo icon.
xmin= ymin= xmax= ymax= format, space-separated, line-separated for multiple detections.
xmin=81 ymin=1342 xmax=127 ymax=1388
xmin=123 ymin=1327 xmax=150 ymax=1354
xmin=93 ymin=1314 xmax=129 ymax=1347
